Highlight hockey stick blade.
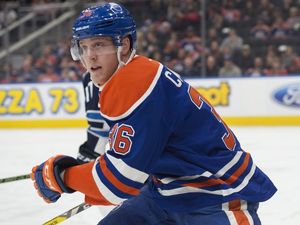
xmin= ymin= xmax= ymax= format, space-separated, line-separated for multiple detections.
xmin=0 ymin=174 xmax=30 ymax=184
xmin=43 ymin=202 xmax=92 ymax=225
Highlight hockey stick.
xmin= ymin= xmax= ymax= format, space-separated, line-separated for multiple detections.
xmin=42 ymin=202 xmax=92 ymax=225
xmin=0 ymin=174 xmax=30 ymax=184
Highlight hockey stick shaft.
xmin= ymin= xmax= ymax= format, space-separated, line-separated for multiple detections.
xmin=43 ymin=202 xmax=92 ymax=225
xmin=0 ymin=174 xmax=30 ymax=184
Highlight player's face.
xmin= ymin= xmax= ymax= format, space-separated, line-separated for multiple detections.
xmin=79 ymin=37 xmax=118 ymax=86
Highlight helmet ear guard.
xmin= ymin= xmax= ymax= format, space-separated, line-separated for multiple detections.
xmin=70 ymin=39 xmax=81 ymax=61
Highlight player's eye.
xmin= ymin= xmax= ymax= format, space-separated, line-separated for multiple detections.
xmin=93 ymin=42 xmax=105 ymax=49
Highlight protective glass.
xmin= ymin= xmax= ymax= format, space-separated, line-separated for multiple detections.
xmin=70 ymin=39 xmax=117 ymax=61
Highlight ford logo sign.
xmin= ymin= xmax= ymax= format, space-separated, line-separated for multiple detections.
xmin=273 ymin=84 xmax=300 ymax=107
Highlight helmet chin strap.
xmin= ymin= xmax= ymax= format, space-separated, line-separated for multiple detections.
xmin=117 ymin=46 xmax=136 ymax=69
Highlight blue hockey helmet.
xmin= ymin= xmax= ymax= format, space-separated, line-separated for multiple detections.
xmin=70 ymin=2 xmax=137 ymax=61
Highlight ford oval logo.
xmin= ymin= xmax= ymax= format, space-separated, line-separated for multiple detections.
xmin=273 ymin=84 xmax=300 ymax=107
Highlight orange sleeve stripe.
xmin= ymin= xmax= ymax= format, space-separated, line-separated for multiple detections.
xmin=184 ymin=153 xmax=251 ymax=189
xmin=224 ymin=153 xmax=251 ymax=185
xmin=229 ymin=200 xmax=251 ymax=225
xmin=64 ymin=161 xmax=112 ymax=205
xmin=100 ymin=56 xmax=160 ymax=118
xmin=99 ymin=156 xmax=140 ymax=196
xmin=184 ymin=177 xmax=225 ymax=188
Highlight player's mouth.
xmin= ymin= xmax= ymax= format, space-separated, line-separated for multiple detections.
xmin=91 ymin=66 xmax=101 ymax=71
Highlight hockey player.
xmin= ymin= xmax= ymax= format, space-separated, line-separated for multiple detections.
xmin=77 ymin=72 xmax=109 ymax=163
xmin=31 ymin=3 xmax=277 ymax=225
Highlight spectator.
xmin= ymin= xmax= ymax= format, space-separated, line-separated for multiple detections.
xmin=142 ymin=25 xmax=159 ymax=59
xmin=250 ymin=19 xmax=271 ymax=41
xmin=145 ymin=0 xmax=168 ymax=22
xmin=179 ymin=26 xmax=202 ymax=52
xmin=289 ymin=57 xmax=300 ymax=74
xmin=162 ymin=33 xmax=179 ymax=62
xmin=233 ymin=44 xmax=254 ymax=74
xmin=279 ymin=45 xmax=300 ymax=74
xmin=221 ymin=1 xmax=241 ymax=26
xmin=18 ymin=56 xmax=39 ymax=82
xmin=240 ymin=0 xmax=256 ymax=27
xmin=280 ymin=0 xmax=295 ymax=20
xmin=0 ymin=63 xmax=14 ymax=83
xmin=220 ymin=28 xmax=243 ymax=55
xmin=245 ymin=56 xmax=266 ymax=77
xmin=257 ymin=0 xmax=275 ymax=25
xmin=172 ymin=0 xmax=200 ymax=30
xmin=206 ymin=55 xmax=219 ymax=77
xmin=208 ymin=40 xmax=223 ymax=66
xmin=219 ymin=46 xmax=233 ymax=65
xmin=155 ymin=21 xmax=172 ymax=51
xmin=166 ymin=0 xmax=180 ymax=23
xmin=182 ymin=56 xmax=201 ymax=77
xmin=265 ymin=45 xmax=279 ymax=69
xmin=34 ymin=45 xmax=58 ymax=73
xmin=286 ymin=6 xmax=300 ymax=30
xmin=218 ymin=56 xmax=242 ymax=77
xmin=207 ymin=4 xmax=224 ymax=30
xmin=207 ymin=27 xmax=222 ymax=46
xmin=55 ymin=39 xmax=71 ymax=59
xmin=171 ymin=48 xmax=185 ymax=74
xmin=61 ymin=68 xmax=79 ymax=81
xmin=270 ymin=16 xmax=291 ymax=41
xmin=37 ymin=65 xmax=60 ymax=82
xmin=264 ymin=58 xmax=288 ymax=76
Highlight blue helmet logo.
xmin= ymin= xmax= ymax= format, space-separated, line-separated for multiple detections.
xmin=272 ymin=84 xmax=300 ymax=107
xmin=80 ymin=9 xmax=92 ymax=19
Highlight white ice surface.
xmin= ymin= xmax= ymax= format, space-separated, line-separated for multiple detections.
xmin=0 ymin=127 xmax=299 ymax=225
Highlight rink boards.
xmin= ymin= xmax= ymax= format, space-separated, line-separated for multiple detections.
xmin=0 ymin=76 xmax=299 ymax=128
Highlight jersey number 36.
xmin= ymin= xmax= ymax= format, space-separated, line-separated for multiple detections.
xmin=109 ymin=123 xmax=135 ymax=155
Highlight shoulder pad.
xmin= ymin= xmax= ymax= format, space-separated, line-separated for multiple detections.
xmin=100 ymin=56 xmax=162 ymax=120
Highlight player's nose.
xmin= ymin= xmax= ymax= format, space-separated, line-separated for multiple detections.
xmin=86 ymin=49 xmax=97 ymax=60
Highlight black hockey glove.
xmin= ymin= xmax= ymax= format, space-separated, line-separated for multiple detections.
xmin=77 ymin=142 xmax=100 ymax=164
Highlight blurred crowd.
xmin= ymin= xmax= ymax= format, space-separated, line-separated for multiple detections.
xmin=1 ymin=0 xmax=300 ymax=84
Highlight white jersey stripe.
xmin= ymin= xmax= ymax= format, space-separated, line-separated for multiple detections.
xmin=157 ymin=163 xmax=256 ymax=196
xmin=87 ymin=110 xmax=101 ymax=113
xmin=160 ymin=171 xmax=212 ymax=184
xmin=106 ymin=153 xmax=149 ymax=184
xmin=240 ymin=200 xmax=247 ymax=210
xmin=222 ymin=202 xmax=238 ymax=225
xmin=241 ymin=201 xmax=254 ymax=225
xmin=222 ymin=201 xmax=254 ymax=225
xmin=159 ymin=151 xmax=243 ymax=184
xmin=222 ymin=201 xmax=229 ymax=210
xmin=243 ymin=210 xmax=254 ymax=225
xmin=92 ymin=160 xmax=125 ymax=205
xmin=215 ymin=151 xmax=243 ymax=178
